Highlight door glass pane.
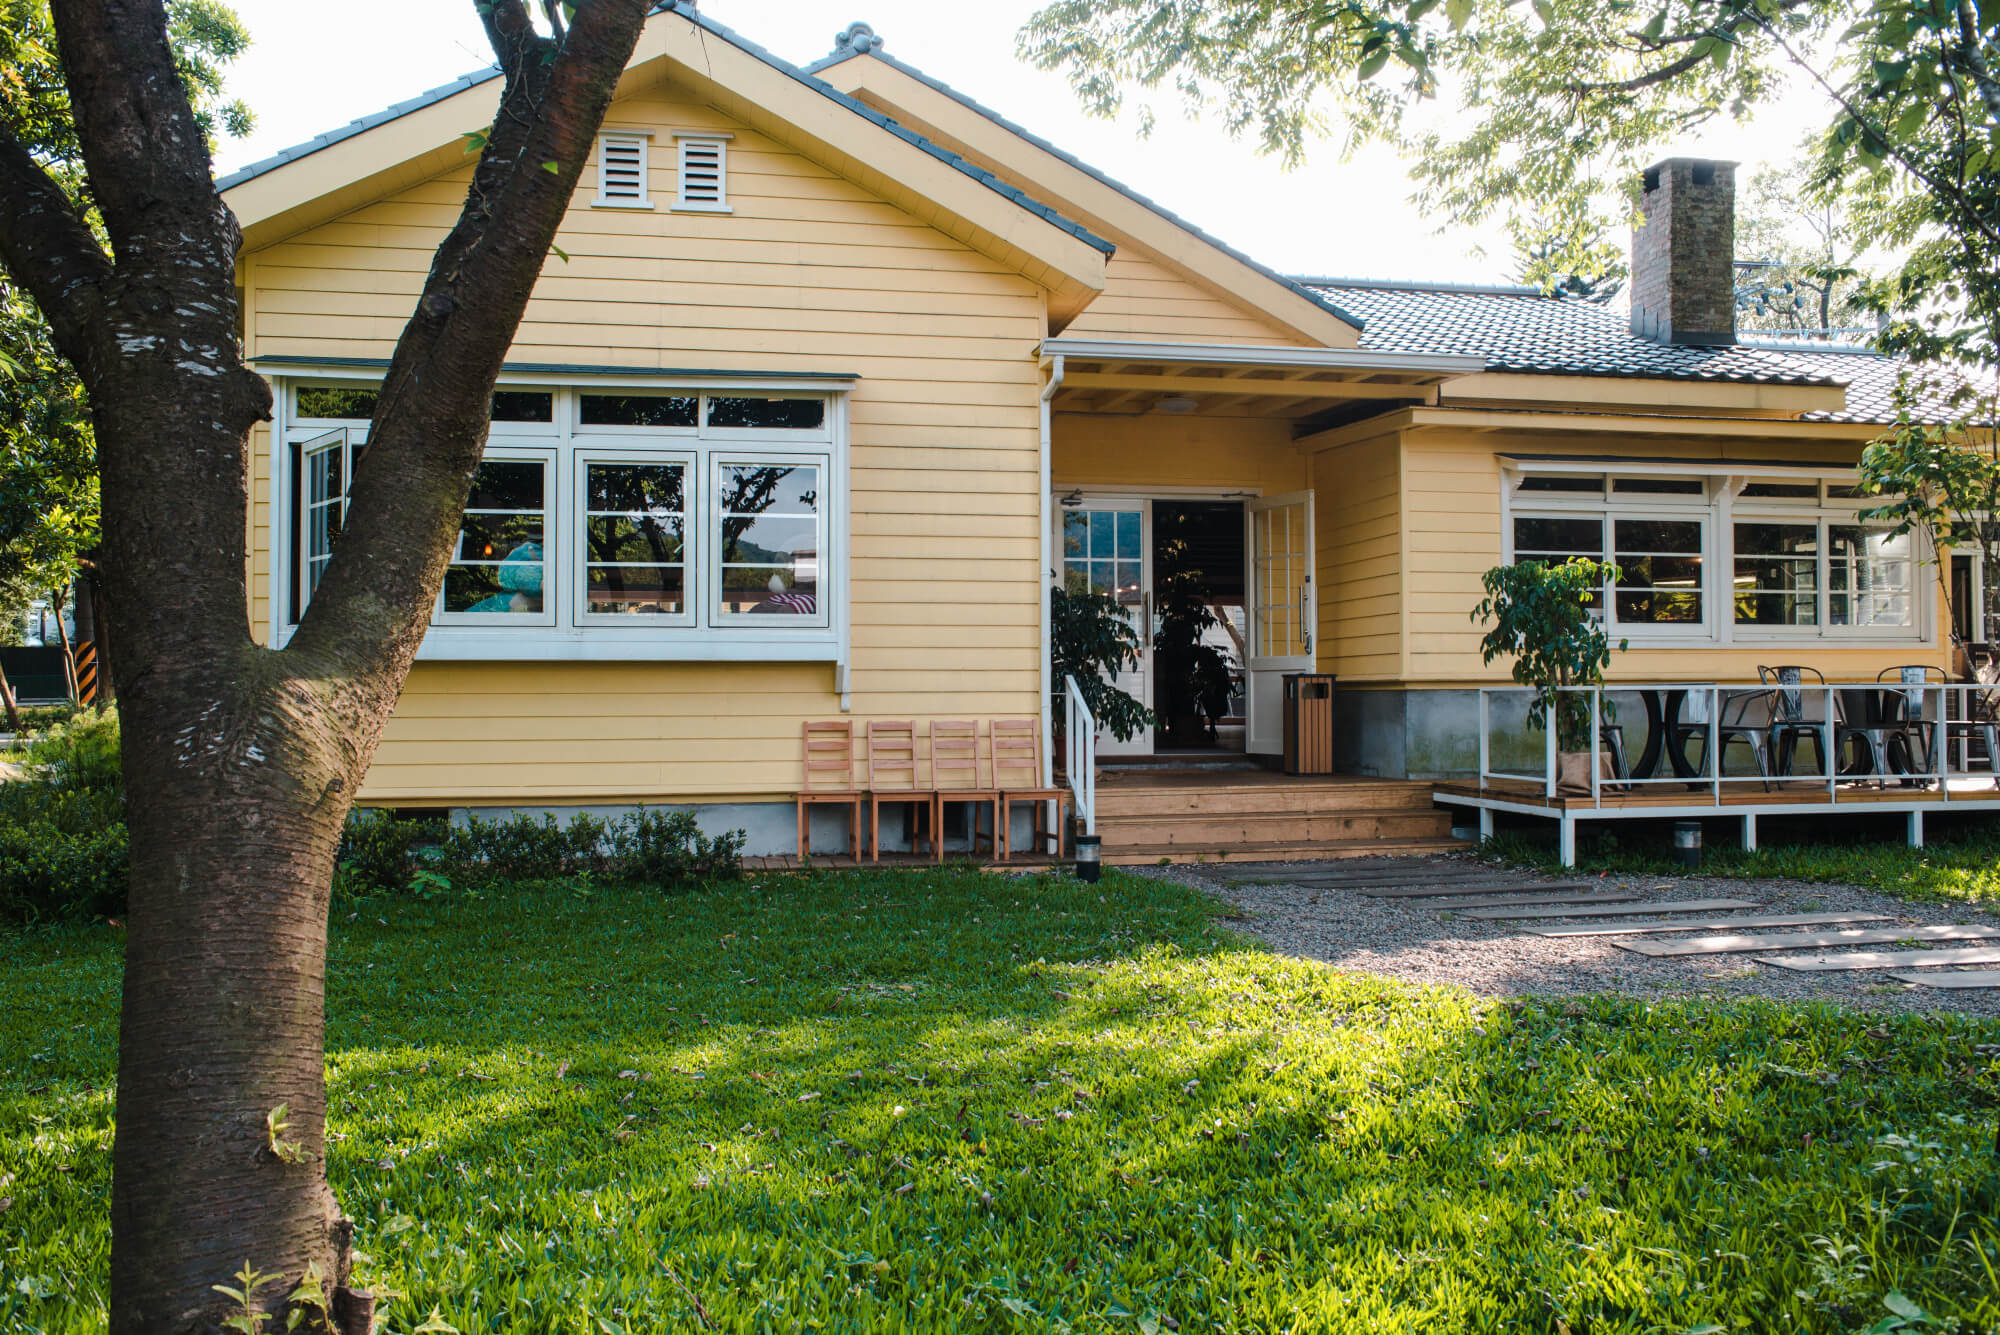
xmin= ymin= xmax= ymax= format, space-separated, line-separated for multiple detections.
xmin=718 ymin=463 xmax=819 ymax=616
xmin=1253 ymin=502 xmax=1308 ymax=658
xmin=584 ymin=461 xmax=687 ymax=615
xmin=444 ymin=459 xmax=548 ymax=615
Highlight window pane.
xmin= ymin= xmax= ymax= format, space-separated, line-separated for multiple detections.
xmin=584 ymin=462 xmax=686 ymax=616
xmin=1517 ymin=476 xmax=1602 ymax=493
xmin=1063 ymin=512 xmax=1087 ymax=560
xmin=579 ymin=393 xmax=697 ymax=428
xmin=1740 ymin=481 xmax=1818 ymax=499
xmin=718 ymin=463 xmax=819 ymax=616
xmin=1734 ymin=521 xmax=1819 ymax=625
xmin=1089 ymin=510 xmax=1112 ymax=559
xmin=491 ymin=391 xmax=554 ymax=423
xmin=1116 ymin=511 xmax=1141 ymax=560
xmin=297 ymin=385 xmax=377 ymax=419
xmin=446 ymin=459 xmax=546 ymax=615
xmin=705 ymin=396 xmax=825 ymax=430
xmin=1612 ymin=477 xmax=1703 ymax=495
xmin=1514 ymin=516 xmax=1602 ymax=558
xmin=1829 ymin=525 xmax=1913 ymax=627
xmin=1613 ymin=519 xmax=1704 ymax=625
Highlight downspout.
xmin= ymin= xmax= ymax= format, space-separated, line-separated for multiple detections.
xmin=1039 ymin=354 xmax=1064 ymax=787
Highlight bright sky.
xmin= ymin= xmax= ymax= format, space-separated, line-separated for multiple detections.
xmin=211 ymin=1 xmax=1836 ymax=284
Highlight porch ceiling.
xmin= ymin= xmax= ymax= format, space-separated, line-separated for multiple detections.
xmin=1039 ymin=338 xmax=1485 ymax=421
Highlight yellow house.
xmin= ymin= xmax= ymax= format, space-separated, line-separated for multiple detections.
xmin=221 ymin=5 xmax=1973 ymax=860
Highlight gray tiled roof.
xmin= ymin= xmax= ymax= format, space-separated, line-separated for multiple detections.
xmin=214 ymin=2 xmax=1113 ymax=257
xmin=1300 ymin=278 xmax=1958 ymax=425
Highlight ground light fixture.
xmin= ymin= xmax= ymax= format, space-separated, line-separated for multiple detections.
xmin=1073 ymin=833 xmax=1101 ymax=882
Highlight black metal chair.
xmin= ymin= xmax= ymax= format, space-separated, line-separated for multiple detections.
xmin=1878 ymin=664 xmax=1946 ymax=784
xmin=1679 ymin=685 xmax=1779 ymax=791
xmin=1760 ymin=665 xmax=1832 ymax=779
xmin=1947 ymin=650 xmax=2000 ymax=788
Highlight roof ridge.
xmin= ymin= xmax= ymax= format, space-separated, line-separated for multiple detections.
xmin=805 ymin=38 xmax=1366 ymax=332
xmin=1293 ymin=275 xmax=1549 ymax=298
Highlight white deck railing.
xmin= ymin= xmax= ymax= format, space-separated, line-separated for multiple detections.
xmin=1064 ymin=674 xmax=1097 ymax=836
xmin=1475 ymin=680 xmax=2000 ymax=808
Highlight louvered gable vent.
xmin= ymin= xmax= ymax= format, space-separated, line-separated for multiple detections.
xmin=594 ymin=130 xmax=651 ymax=209
xmin=675 ymin=133 xmax=732 ymax=213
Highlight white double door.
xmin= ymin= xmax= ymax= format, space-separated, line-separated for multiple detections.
xmin=1058 ymin=492 xmax=1315 ymax=757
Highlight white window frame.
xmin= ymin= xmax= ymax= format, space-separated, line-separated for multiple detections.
xmin=294 ymin=426 xmax=362 ymax=621
xmin=593 ymin=129 xmax=654 ymax=210
xmin=574 ymin=447 xmax=698 ymax=629
xmin=266 ymin=370 xmax=850 ymax=667
xmin=432 ymin=444 xmax=558 ymax=629
xmin=674 ymin=132 xmax=732 ymax=214
xmin=1502 ymin=462 xmax=1933 ymax=649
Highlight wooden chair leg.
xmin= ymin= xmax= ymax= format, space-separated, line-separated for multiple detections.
xmin=797 ymin=800 xmax=808 ymax=860
xmin=849 ymin=797 xmax=860 ymax=861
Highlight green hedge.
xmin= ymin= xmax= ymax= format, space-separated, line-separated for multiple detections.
xmin=0 ymin=710 xmax=745 ymax=924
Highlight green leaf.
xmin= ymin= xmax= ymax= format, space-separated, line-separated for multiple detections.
xmin=1531 ymin=0 xmax=1554 ymax=23
xmin=1882 ymin=1292 xmax=1924 ymax=1320
xmin=1445 ymin=0 xmax=1474 ymax=28
xmin=550 ymin=243 xmax=571 ymax=263
xmin=1357 ymin=45 xmax=1392 ymax=79
xmin=542 ymin=160 xmax=561 ymax=174
xmin=460 ymin=128 xmax=490 ymax=155
xmin=1640 ymin=7 xmax=1668 ymax=42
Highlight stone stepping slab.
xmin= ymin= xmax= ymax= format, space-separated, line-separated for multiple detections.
xmin=1463 ymin=898 xmax=1761 ymax=922
xmin=1759 ymin=946 xmax=2000 ymax=972
xmin=1267 ymin=872 xmax=1501 ymax=889
xmin=1889 ymin=969 xmax=2000 ymax=989
xmin=1429 ymin=890 xmax=1643 ymax=911
xmin=1526 ymin=911 xmax=1893 ymax=939
xmin=1362 ymin=881 xmax=1598 ymax=899
xmin=1622 ymin=924 xmax=2000 ymax=958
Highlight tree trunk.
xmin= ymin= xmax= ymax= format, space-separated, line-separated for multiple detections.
xmin=0 ymin=3 xmax=656 ymax=1327
xmin=49 ymin=583 xmax=77 ymax=704
xmin=0 ymin=653 xmax=20 ymax=732
xmin=86 ymin=565 xmax=116 ymax=706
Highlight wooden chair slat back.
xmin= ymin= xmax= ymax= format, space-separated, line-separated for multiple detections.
xmin=801 ymin=720 xmax=855 ymax=790
xmin=990 ymin=718 xmax=1042 ymax=785
xmin=930 ymin=720 xmax=985 ymax=790
xmin=867 ymin=720 xmax=922 ymax=790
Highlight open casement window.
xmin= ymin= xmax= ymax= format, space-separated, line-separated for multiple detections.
xmin=1731 ymin=514 xmax=1916 ymax=637
xmin=578 ymin=455 xmax=692 ymax=623
xmin=293 ymin=427 xmax=361 ymax=623
xmin=675 ymin=133 xmax=731 ymax=212
xmin=594 ymin=130 xmax=652 ymax=208
xmin=713 ymin=457 xmax=826 ymax=624
xmin=436 ymin=454 xmax=554 ymax=626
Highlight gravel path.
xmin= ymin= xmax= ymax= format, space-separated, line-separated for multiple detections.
xmin=1136 ymin=856 xmax=2000 ymax=1018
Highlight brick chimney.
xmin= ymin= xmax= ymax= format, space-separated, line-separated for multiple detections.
xmin=1629 ymin=157 xmax=1737 ymax=346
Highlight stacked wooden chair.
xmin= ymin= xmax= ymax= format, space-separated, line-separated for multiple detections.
xmin=792 ymin=718 xmax=1073 ymax=862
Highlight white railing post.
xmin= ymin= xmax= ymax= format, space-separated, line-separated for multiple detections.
xmin=1710 ymin=684 xmax=1722 ymax=808
xmin=1825 ymin=684 xmax=1837 ymax=804
xmin=1588 ymin=687 xmax=1601 ymax=808
xmin=1478 ymin=689 xmax=1490 ymax=791
xmin=1544 ymin=691 xmax=1557 ymax=800
xmin=1064 ymin=674 xmax=1096 ymax=837
xmin=1934 ymin=683 xmax=1947 ymax=796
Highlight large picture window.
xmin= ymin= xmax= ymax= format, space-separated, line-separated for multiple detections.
xmin=277 ymin=380 xmax=844 ymax=660
xmin=1509 ymin=468 xmax=1924 ymax=645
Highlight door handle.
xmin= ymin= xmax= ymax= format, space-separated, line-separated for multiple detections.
xmin=1299 ymin=585 xmax=1312 ymax=653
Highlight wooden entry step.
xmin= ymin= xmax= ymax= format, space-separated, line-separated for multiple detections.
xmin=1096 ymin=777 xmax=1440 ymax=818
xmin=1098 ymin=809 xmax=1456 ymax=850
xmin=1101 ymin=834 xmax=1469 ymax=866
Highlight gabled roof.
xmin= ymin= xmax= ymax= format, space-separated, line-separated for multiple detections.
xmin=810 ymin=30 xmax=1366 ymax=349
xmin=218 ymin=2 xmax=1112 ymax=323
xmin=1301 ymin=278 xmax=1965 ymax=424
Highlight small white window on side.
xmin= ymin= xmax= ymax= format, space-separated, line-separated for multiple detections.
xmin=675 ymin=133 xmax=732 ymax=213
xmin=593 ymin=130 xmax=652 ymax=209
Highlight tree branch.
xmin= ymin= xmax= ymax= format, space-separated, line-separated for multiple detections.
xmin=291 ymin=0 xmax=653 ymax=673
xmin=0 ymin=122 xmax=111 ymax=364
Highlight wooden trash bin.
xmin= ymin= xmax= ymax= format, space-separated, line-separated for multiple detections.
xmin=1282 ymin=673 xmax=1336 ymax=775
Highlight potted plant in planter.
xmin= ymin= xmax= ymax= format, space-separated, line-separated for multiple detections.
xmin=1473 ymin=559 xmax=1626 ymax=795
xmin=1051 ymin=579 xmax=1152 ymax=758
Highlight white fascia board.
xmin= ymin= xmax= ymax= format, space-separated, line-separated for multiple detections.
xmin=1038 ymin=338 xmax=1489 ymax=378
xmin=1506 ymin=457 xmax=1855 ymax=478
xmin=255 ymin=362 xmax=857 ymax=394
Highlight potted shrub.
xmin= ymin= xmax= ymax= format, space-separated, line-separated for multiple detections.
xmin=1051 ymin=580 xmax=1152 ymax=759
xmin=1473 ymin=559 xmax=1626 ymax=795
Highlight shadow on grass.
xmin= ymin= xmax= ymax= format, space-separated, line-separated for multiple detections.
xmin=3 ymin=868 xmax=1999 ymax=1333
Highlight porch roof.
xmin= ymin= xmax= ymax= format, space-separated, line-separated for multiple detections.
xmin=1038 ymin=337 xmax=1486 ymax=420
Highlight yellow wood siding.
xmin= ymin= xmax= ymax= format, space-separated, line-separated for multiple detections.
xmin=1062 ymin=250 xmax=1310 ymax=347
xmin=245 ymin=85 xmax=1050 ymax=805
xmin=1050 ymin=413 xmax=1303 ymax=492
xmin=1312 ymin=435 xmax=1401 ymax=680
xmin=1398 ymin=429 xmax=1949 ymax=685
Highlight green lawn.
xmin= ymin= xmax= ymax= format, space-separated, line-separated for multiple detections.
xmin=3 ymin=869 xmax=1998 ymax=1334
xmin=1482 ymin=825 xmax=2000 ymax=906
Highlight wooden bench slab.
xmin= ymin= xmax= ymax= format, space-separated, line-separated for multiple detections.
xmin=1759 ymin=946 xmax=2000 ymax=972
xmin=1524 ymin=912 xmax=1893 ymax=938
xmin=1464 ymin=898 xmax=1760 ymax=922
xmin=1622 ymin=925 xmax=1999 ymax=958
xmin=1361 ymin=881 xmax=1599 ymax=898
xmin=1889 ymin=969 xmax=2000 ymax=989
xmin=1426 ymin=890 xmax=1643 ymax=910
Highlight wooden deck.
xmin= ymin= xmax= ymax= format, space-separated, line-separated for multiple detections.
xmin=1095 ymin=765 xmax=1465 ymax=864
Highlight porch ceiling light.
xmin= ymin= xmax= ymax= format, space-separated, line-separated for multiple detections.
xmin=1156 ymin=395 xmax=1199 ymax=415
